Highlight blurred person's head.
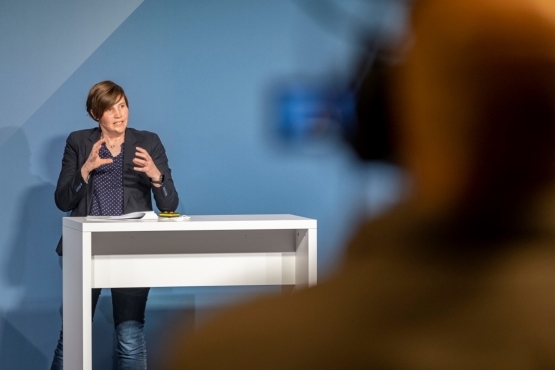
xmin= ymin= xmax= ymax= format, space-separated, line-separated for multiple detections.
xmin=160 ymin=3 xmax=555 ymax=369
xmin=391 ymin=0 xmax=555 ymax=228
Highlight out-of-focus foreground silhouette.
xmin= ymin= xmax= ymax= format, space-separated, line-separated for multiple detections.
xmin=164 ymin=0 xmax=555 ymax=368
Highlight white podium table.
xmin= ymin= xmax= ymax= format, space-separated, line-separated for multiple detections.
xmin=62 ymin=214 xmax=317 ymax=370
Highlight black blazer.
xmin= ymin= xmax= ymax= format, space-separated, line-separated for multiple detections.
xmin=54 ymin=127 xmax=179 ymax=255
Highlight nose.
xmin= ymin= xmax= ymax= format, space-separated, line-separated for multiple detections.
xmin=113 ymin=106 xmax=122 ymax=118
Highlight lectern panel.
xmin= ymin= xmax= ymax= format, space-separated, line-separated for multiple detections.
xmin=91 ymin=229 xmax=297 ymax=255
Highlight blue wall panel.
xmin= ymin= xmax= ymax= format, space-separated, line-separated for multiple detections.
xmin=0 ymin=0 xmax=402 ymax=368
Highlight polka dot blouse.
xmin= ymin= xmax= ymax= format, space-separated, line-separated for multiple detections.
xmin=90 ymin=143 xmax=124 ymax=216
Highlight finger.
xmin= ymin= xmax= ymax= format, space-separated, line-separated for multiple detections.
xmin=97 ymin=159 xmax=113 ymax=167
xmin=93 ymin=139 xmax=106 ymax=149
xmin=134 ymin=153 xmax=147 ymax=161
xmin=135 ymin=147 xmax=152 ymax=159
xmin=132 ymin=158 xmax=147 ymax=166
xmin=135 ymin=150 xmax=151 ymax=160
xmin=88 ymin=158 xmax=112 ymax=171
xmin=92 ymin=141 xmax=105 ymax=154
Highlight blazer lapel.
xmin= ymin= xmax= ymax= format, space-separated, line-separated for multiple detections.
xmin=123 ymin=128 xmax=137 ymax=212
xmin=85 ymin=128 xmax=101 ymax=215
xmin=87 ymin=127 xmax=101 ymax=150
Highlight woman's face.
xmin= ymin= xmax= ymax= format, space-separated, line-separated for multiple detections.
xmin=98 ymin=96 xmax=128 ymax=136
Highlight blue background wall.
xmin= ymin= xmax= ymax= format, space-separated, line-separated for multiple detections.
xmin=0 ymin=0 xmax=404 ymax=368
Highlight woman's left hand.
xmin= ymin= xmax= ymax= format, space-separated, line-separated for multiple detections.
xmin=133 ymin=147 xmax=161 ymax=181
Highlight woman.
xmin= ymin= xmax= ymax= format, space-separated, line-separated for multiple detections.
xmin=51 ymin=80 xmax=179 ymax=369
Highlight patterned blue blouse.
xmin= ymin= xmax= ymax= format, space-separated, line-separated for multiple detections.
xmin=90 ymin=143 xmax=124 ymax=216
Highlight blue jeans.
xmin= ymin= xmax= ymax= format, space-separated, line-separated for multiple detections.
xmin=51 ymin=287 xmax=150 ymax=370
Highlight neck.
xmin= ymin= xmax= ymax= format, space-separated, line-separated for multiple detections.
xmin=100 ymin=130 xmax=125 ymax=141
xmin=100 ymin=130 xmax=125 ymax=149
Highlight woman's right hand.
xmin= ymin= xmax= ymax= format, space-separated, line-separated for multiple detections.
xmin=80 ymin=139 xmax=113 ymax=181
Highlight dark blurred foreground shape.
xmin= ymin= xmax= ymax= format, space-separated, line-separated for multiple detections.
xmin=163 ymin=0 xmax=555 ymax=368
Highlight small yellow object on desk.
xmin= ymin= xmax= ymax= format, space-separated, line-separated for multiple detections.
xmin=159 ymin=211 xmax=180 ymax=218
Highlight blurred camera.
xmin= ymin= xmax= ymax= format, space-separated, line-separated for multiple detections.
xmin=272 ymin=53 xmax=395 ymax=162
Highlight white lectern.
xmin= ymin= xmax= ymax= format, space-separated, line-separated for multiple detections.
xmin=62 ymin=214 xmax=317 ymax=370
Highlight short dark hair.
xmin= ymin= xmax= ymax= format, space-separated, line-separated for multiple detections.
xmin=86 ymin=81 xmax=129 ymax=121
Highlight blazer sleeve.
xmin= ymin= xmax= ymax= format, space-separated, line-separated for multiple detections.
xmin=54 ymin=132 xmax=90 ymax=212
xmin=149 ymin=133 xmax=179 ymax=212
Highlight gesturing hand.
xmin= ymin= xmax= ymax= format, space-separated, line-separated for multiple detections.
xmin=81 ymin=140 xmax=113 ymax=181
xmin=133 ymin=147 xmax=161 ymax=181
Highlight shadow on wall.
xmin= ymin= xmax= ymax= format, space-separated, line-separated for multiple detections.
xmin=0 ymin=128 xmax=65 ymax=369
xmin=0 ymin=318 xmax=48 ymax=369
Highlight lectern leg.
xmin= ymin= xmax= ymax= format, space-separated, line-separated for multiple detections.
xmin=307 ymin=228 xmax=317 ymax=286
xmin=63 ymin=227 xmax=92 ymax=370
xmin=295 ymin=228 xmax=318 ymax=289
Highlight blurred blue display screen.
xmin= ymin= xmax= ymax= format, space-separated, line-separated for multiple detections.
xmin=276 ymin=83 xmax=357 ymax=144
